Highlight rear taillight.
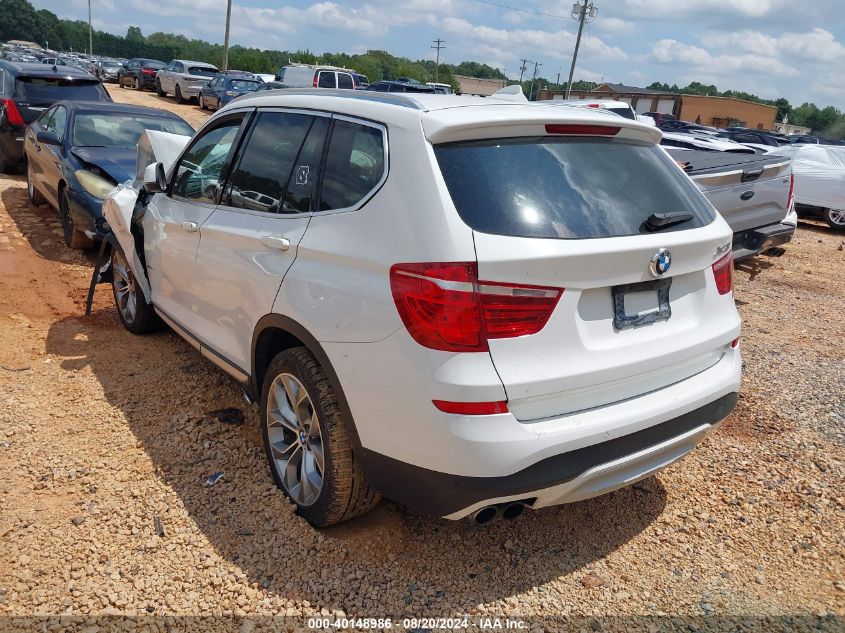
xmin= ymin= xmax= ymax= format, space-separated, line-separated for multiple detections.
xmin=312 ymin=74 xmax=318 ymax=88
xmin=712 ymin=252 xmax=733 ymax=295
xmin=787 ymin=173 xmax=795 ymax=209
xmin=142 ymin=68 xmax=155 ymax=75
xmin=731 ymin=337 xmax=740 ymax=349
xmin=389 ymin=262 xmax=562 ymax=352
xmin=433 ymin=400 xmax=509 ymax=415
xmin=545 ymin=123 xmax=620 ymax=136
xmin=0 ymin=98 xmax=24 ymax=126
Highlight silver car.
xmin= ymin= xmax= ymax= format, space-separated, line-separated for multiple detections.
xmin=156 ymin=60 xmax=218 ymax=103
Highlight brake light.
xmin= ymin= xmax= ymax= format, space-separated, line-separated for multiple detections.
xmin=433 ymin=400 xmax=509 ymax=415
xmin=586 ymin=103 xmax=601 ymax=108
xmin=545 ymin=123 xmax=620 ymax=136
xmin=712 ymin=252 xmax=733 ymax=295
xmin=142 ymin=68 xmax=155 ymax=75
xmin=313 ymin=74 xmax=318 ymax=88
xmin=389 ymin=262 xmax=562 ymax=352
xmin=0 ymin=98 xmax=24 ymax=126
xmin=731 ymin=337 xmax=740 ymax=349
xmin=787 ymin=172 xmax=795 ymax=209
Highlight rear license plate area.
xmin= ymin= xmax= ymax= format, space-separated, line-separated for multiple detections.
xmin=612 ymin=278 xmax=672 ymax=330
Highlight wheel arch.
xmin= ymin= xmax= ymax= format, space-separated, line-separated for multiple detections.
xmin=251 ymin=314 xmax=362 ymax=449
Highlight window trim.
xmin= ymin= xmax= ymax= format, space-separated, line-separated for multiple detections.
xmin=168 ymin=110 xmax=253 ymax=205
xmin=217 ymin=107 xmax=332 ymax=218
xmin=315 ymin=113 xmax=389 ymax=216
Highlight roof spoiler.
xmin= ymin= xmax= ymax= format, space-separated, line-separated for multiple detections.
xmin=489 ymin=84 xmax=528 ymax=103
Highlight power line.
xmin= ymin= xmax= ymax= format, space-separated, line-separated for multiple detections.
xmin=471 ymin=0 xmax=569 ymax=20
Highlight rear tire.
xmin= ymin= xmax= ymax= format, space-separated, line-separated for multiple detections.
xmin=823 ymin=208 xmax=845 ymax=232
xmin=261 ymin=348 xmax=380 ymax=527
xmin=133 ymin=77 xmax=140 ymax=90
xmin=59 ymin=188 xmax=95 ymax=250
xmin=175 ymin=84 xmax=185 ymax=104
xmin=199 ymin=95 xmax=207 ymax=110
xmin=111 ymin=246 xmax=160 ymax=334
xmin=26 ymin=161 xmax=45 ymax=206
xmin=155 ymin=80 xmax=165 ymax=97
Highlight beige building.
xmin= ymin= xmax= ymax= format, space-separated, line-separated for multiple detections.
xmin=538 ymin=82 xmax=778 ymax=130
xmin=454 ymin=75 xmax=507 ymax=96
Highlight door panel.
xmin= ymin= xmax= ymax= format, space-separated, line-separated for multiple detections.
xmin=143 ymin=114 xmax=248 ymax=330
xmin=191 ymin=110 xmax=327 ymax=369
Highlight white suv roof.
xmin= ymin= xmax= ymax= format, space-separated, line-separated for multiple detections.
xmin=229 ymin=89 xmax=662 ymax=145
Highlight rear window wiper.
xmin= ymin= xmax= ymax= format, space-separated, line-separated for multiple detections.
xmin=644 ymin=211 xmax=695 ymax=232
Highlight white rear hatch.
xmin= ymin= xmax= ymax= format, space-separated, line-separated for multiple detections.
xmin=425 ymin=107 xmax=740 ymax=422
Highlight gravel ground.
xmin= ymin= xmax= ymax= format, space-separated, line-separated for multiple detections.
xmin=0 ymin=85 xmax=843 ymax=631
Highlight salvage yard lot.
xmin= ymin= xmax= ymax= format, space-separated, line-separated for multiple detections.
xmin=0 ymin=85 xmax=844 ymax=627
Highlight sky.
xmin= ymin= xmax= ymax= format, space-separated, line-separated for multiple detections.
xmin=30 ymin=0 xmax=845 ymax=110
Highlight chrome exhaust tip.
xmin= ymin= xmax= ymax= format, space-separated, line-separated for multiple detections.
xmin=501 ymin=502 xmax=526 ymax=520
xmin=473 ymin=506 xmax=499 ymax=525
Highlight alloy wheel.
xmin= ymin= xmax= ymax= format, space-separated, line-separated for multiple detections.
xmin=829 ymin=208 xmax=845 ymax=226
xmin=265 ymin=373 xmax=324 ymax=506
xmin=112 ymin=249 xmax=138 ymax=323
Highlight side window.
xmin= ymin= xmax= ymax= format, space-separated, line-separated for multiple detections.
xmin=337 ymin=73 xmax=354 ymax=89
xmin=172 ymin=118 xmax=243 ymax=204
xmin=317 ymin=71 xmax=335 ymax=88
xmin=224 ymin=111 xmax=314 ymax=214
xmin=51 ymin=106 xmax=67 ymax=137
xmin=282 ymin=116 xmax=329 ymax=213
xmin=175 ymin=63 xmax=184 ymax=73
xmin=320 ymin=119 xmax=386 ymax=211
xmin=39 ymin=106 xmax=56 ymax=130
xmin=130 ymin=60 xmax=139 ymax=69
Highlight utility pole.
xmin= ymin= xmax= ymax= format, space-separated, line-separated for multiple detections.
xmin=565 ymin=0 xmax=598 ymax=99
xmin=87 ymin=0 xmax=93 ymax=55
xmin=431 ymin=38 xmax=445 ymax=84
xmin=518 ymin=58 xmax=529 ymax=84
xmin=222 ymin=0 xmax=233 ymax=71
xmin=529 ymin=61 xmax=541 ymax=101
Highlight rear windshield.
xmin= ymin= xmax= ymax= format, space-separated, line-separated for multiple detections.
xmin=435 ymin=137 xmax=715 ymax=239
xmin=142 ymin=60 xmax=166 ymax=69
xmin=189 ymin=66 xmax=217 ymax=77
xmin=14 ymin=78 xmax=108 ymax=103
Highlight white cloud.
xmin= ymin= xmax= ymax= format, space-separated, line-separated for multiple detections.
xmin=651 ymin=38 xmax=799 ymax=77
xmin=700 ymin=28 xmax=845 ymax=63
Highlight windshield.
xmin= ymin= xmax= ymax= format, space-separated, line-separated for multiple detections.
xmin=142 ymin=60 xmax=166 ymax=69
xmin=14 ymin=78 xmax=108 ymax=103
xmin=230 ymin=79 xmax=260 ymax=92
xmin=435 ymin=137 xmax=715 ymax=239
xmin=189 ymin=66 xmax=217 ymax=77
xmin=72 ymin=112 xmax=194 ymax=147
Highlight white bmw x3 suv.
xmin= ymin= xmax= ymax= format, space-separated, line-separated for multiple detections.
xmin=109 ymin=89 xmax=741 ymax=527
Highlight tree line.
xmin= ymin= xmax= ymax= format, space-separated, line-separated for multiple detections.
xmin=1 ymin=0 xmax=842 ymax=136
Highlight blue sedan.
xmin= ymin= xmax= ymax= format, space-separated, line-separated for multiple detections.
xmin=198 ymin=73 xmax=262 ymax=110
xmin=24 ymin=101 xmax=194 ymax=249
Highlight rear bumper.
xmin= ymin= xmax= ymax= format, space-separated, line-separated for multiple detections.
xmin=732 ymin=221 xmax=795 ymax=261
xmin=179 ymin=83 xmax=205 ymax=96
xmin=361 ymin=392 xmax=737 ymax=519
xmin=0 ymin=126 xmax=25 ymax=165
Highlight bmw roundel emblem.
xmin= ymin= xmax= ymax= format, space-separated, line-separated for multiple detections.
xmin=649 ymin=248 xmax=672 ymax=277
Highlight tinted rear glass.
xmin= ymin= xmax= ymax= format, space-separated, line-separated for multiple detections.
xmin=189 ymin=66 xmax=217 ymax=77
xmin=229 ymin=79 xmax=259 ymax=92
xmin=14 ymin=78 xmax=108 ymax=103
xmin=435 ymin=137 xmax=715 ymax=239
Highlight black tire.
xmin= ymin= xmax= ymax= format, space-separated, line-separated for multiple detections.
xmin=822 ymin=208 xmax=845 ymax=232
xmin=175 ymin=84 xmax=185 ymax=104
xmin=133 ymin=77 xmax=140 ymax=90
xmin=155 ymin=80 xmax=165 ymax=97
xmin=198 ymin=95 xmax=207 ymax=110
xmin=261 ymin=348 xmax=380 ymax=527
xmin=26 ymin=161 xmax=45 ymax=206
xmin=59 ymin=188 xmax=95 ymax=250
xmin=110 ymin=246 xmax=160 ymax=335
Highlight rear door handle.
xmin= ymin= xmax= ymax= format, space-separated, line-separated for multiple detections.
xmin=261 ymin=235 xmax=291 ymax=251
xmin=182 ymin=221 xmax=198 ymax=232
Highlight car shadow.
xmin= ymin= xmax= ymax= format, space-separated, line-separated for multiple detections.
xmin=1 ymin=185 xmax=96 ymax=265
xmin=45 ymin=310 xmax=667 ymax=613
xmin=797 ymin=218 xmax=842 ymax=236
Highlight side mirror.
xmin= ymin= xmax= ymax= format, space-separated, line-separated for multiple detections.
xmin=143 ymin=161 xmax=168 ymax=193
xmin=36 ymin=129 xmax=62 ymax=146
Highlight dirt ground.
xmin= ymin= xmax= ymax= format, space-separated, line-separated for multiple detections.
xmin=0 ymin=84 xmax=843 ymax=631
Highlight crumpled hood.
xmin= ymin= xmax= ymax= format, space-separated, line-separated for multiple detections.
xmin=72 ymin=147 xmax=136 ymax=184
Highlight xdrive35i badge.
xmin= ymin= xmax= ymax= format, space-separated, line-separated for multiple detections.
xmin=649 ymin=248 xmax=672 ymax=277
